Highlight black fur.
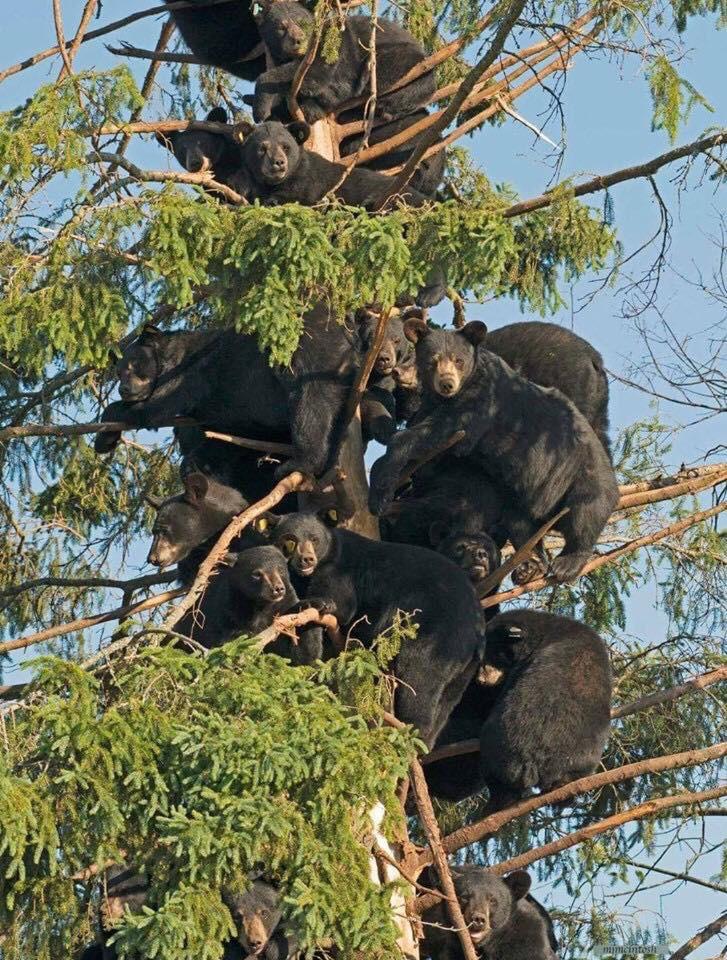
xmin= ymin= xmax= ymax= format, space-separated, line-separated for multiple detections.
xmin=356 ymin=310 xmax=418 ymax=442
xmin=485 ymin=320 xmax=611 ymax=458
xmin=94 ymin=303 xmax=358 ymax=481
xmin=252 ymin=1 xmax=435 ymax=124
xmin=262 ymin=512 xmax=484 ymax=747
xmin=157 ymin=107 xmax=248 ymax=198
xmin=479 ymin=609 xmax=612 ymax=809
xmin=164 ymin=0 xmax=265 ymax=81
xmin=421 ymin=866 xmax=558 ymax=959
xmin=239 ymin=120 xmax=429 ymax=209
xmin=223 ymin=880 xmax=298 ymax=959
xmin=370 ymin=321 xmax=619 ymax=583
xmin=340 ymin=109 xmax=445 ymax=198
xmin=175 ymin=544 xmax=322 ymax=662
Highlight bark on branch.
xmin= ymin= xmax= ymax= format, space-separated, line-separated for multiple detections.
xmin=415 ymin=741 xmax=727 ymax=873
xmin=486 ymin=785 xmax=727 ymax=877
xmin=482 ymin=503 xmax=726 ymax=609
xmin=0 ymin=589 xmax=185 ymax=656
xmin=667 ymin=911 xmax=727 ymax=960
xmin=503 ymin=131 xmax=727 ymax=218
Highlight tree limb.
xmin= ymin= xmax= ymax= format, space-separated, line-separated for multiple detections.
xmin=410 ymin=758 xmax=479 ymax=960
xmin=377 ymin=0 xmax=528 ymax=203
xmin=87 ymin=150 xmax=246 ymax=204
xmin=503 ymin=131 xmax=727 ymax=219
xmin=482 ymin=503 xmax=726 ymax=609
xmin=667 ymin=911 xmax=727 ymax=960
xmin=0 ymin=570 xmax=175 ymax=602
xmin=415 ymin=741 xmax=727 ymax=872
xmin=485 ymin=785 xmax=727 ymax=877
xmin=625 ymin=860 xmax=727 ymax=895
xmin=59 ymin=0 xmax=99 ymax=80
xmin=162 ymin=472 xmax=309 ymax=631
xmin=0 ymin=1 xmax=230 ymax=85
xmin=0 ymin=589 xmax=185 ymax=656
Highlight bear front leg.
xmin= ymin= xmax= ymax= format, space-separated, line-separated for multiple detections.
xmin=93 ymin=401 xmax=133 ymax=455
xmin=368 ymin=422 xmax=444 ymax=515
xmin=253 ymin=64 xmax=298 ymax=121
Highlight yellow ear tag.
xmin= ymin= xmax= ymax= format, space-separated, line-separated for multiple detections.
xmin=256 ymin=517 xmax=268 ymax=532
xmin=327 ymin=509 xmax=338 ymax=523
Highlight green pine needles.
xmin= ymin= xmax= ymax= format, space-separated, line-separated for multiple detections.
xmin=0 ymin=639 xmax=419 ymax=960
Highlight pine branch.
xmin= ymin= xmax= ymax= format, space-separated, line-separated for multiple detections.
xmin=0 ymin=588 xmax=184 ymax=656
xmin=414 ymin=741 xmax=727 ymax=873
xmin=482 ymin=503 xmax=726 ymax=609
xmin=486 ymin=785 xmax=727 ymax=877
xmin=503 ymin=131 xmax=727 ymax=218
xmin=667 ymin=911 xmax=727 ymax=960
xmin=106 ymin=43 xmax=205 ymax=65
xmin=618 ymin=464 xmax=726 ymax=496
xmin=616 ymin=467 xmax=727 ymax=509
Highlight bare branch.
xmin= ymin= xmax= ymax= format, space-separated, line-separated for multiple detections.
xmin=51 ymin=0 xmax=74 ymax=80
xmin=503 ymin=131 xmax=727 ymax=219
xmin=377 ymin=0 xmax=528 ymax=203
xmin=0 ymin=570 xmax=175 ymax=602
xmin=415 ymin=741 xmax=727 ymax=872
xmin=59 ymin=0 xmax=99 ymax=80
xmin=667 ymin=912 xmax=727 ymax=960
xmin=410 ymin=758 xmax=479 ymax=960
xmin=0 ymin=589 xmax=185 ymax=656
xmin=486 ymin=785 xmax=727 ymax=877
xmin=625 ymin=860 xmax=727 ymax=895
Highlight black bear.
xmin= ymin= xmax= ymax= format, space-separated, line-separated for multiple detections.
xmin=478 ymin=610 xmax=612 ymax=809
xmin=164 ymin=0 xmax=266 ymax=81
xmin=175 ymin=426 xmax=295 ymax=509
xmin=421 ymin=866 xmax=558 ymax=959
xmin=94 ymin=302 xmax=358 ymax=481
xmin=485 ymin=320 xmax=611 ymax=458
xmin=370 ymin=320 xmax=619 ymax=583
xmin=147 ymin=472 xmax=260 ymax=586
xmin=260 ymin=511 xmax=483 ymax=746
xmin=238 ymin=120 xmax=429 ymax=209
xmin=356 ymin=309 xmax=419 ymax=442
xmin=435 ymin=530 xmax=501 ymax=590
xmin=157 ymin=107 xmax=248 ymax=198
xmin=340 ymin=109 xmax=445 ymax=199
xmin=174 ymin=545 xmax=320 ymax=660
xmin=223 ymin=880 xmax=299 ymax=959
xmin=422 ymin=673 xmax=499 ymax=802
xmin=251 ymin=1 xmax=435 ymax=124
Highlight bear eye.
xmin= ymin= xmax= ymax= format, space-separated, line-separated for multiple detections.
xmin=393 ymin=337 xmax=400 ymax=344
xmin=252 ymin=569 xmax=263 ymax=579
xmin=282 ymin=539 xmax=296 ymax=556
xmin=455 ymin=543 xmax=465 ymax=556
xmin=455 ymin=358 xmax=465 ymax=368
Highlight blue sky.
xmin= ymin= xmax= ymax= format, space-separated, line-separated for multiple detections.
xmin=0 ymin=3 xmax=724 ymax=956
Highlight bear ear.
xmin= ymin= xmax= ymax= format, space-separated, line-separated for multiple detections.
xmin=253 ymin=513 xmax=281 ymax=536
xmin=460 ymin=320 xmax=488 ymax=346
xmin=403 ymin=317 xmax=430 ymax=344
xmin=428 ymin=520 xmax=449 ymax=547
xmin=287 ymin=121 xmax=311 ymax=145
xmin=138 ymin=324 xmax=165 ymax=346
xmin=504 ymin=870 xmax=531 ymax=901
xmin=206 ymin=106 xmax=228 ymax=124
xmin=318 ymin=508 xmax=339 ymax=527
xmin=183 ymin=472 xmax=209 ymax=506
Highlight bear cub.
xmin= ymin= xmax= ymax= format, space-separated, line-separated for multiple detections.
xmin=478 ymin=609 xmax=612 ymax=810
xmin=421 ymin=865 xmax=558 ymax=959
xmin=252 ymin=1 xmax=435 ymax=124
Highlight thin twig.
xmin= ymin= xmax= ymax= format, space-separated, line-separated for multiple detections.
xmin=59 ymin=0 xmax=99 ymax=80
xmin=52 ymin=0 xmax=74 ymax=79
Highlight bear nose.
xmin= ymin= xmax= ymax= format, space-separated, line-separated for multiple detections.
xmin=273 ymin=155 xmax=286 ymax=170
xmin=247 ymin=935 xmax=264 ymax=950
xmin=272 ymin=583 xmax=285 ymax=599
xmin=470 ymin=911 xmax=488 ymax=929
xmin=439 ymin=378 xmax=456 ymax=395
